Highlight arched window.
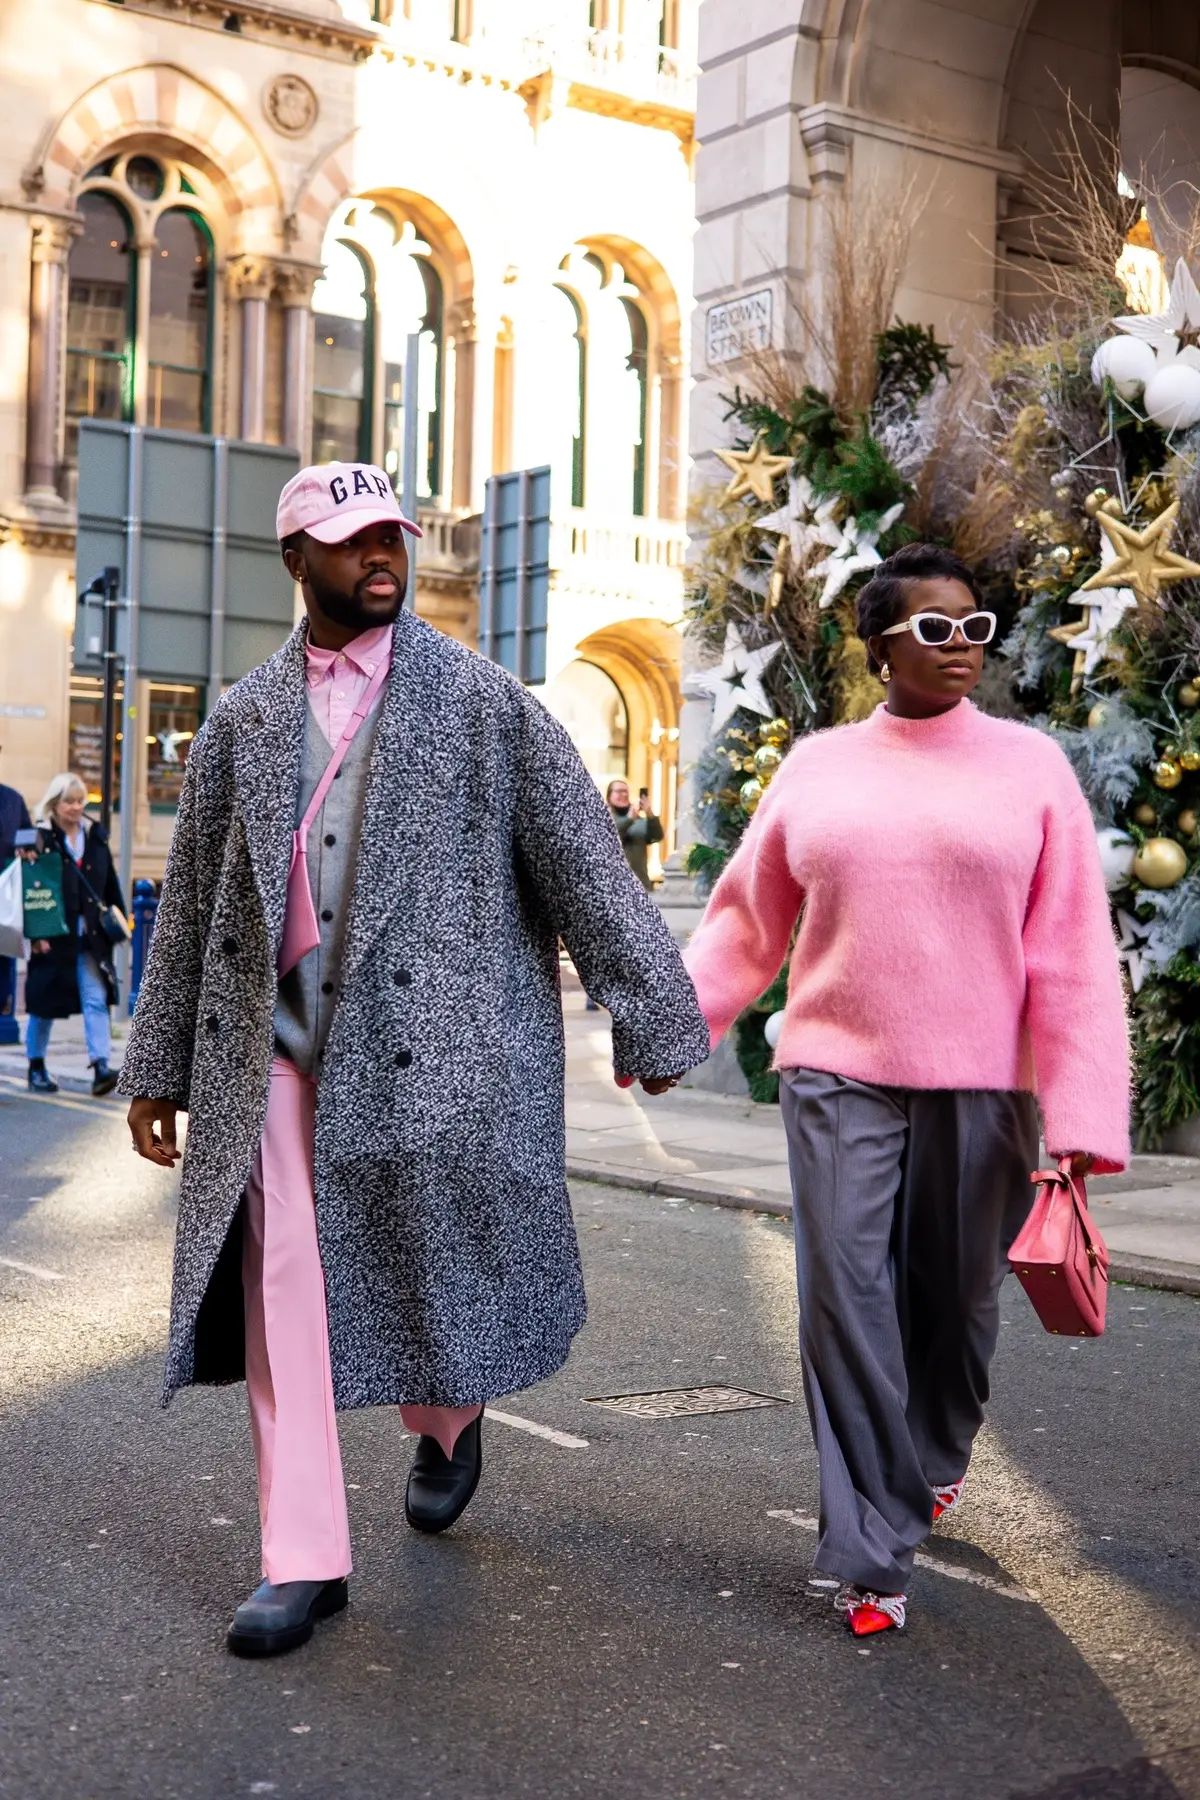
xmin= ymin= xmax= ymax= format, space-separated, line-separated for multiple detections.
xmin=312 ymin=238 xmax=373 ymax=464
xmin=312 ymin=204 xmax=447 ymax=503
xmin=147 ymin=209 xmax=212 ymax=432
xmin=548 ymin=284 xmax=586 ymax=509
xmin=65 ymin=193 xmax=134 ymax=461
xmin=621 ymin=298 xmax=649 ymax=517
xmin=64 ymin=152 xmax=216 ymax=462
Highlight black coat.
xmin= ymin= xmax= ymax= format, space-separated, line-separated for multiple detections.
xmin=0 ymin=781 xmax=31 ymax=867
xmin=24 ymin=821 xmax=126 ymax=1019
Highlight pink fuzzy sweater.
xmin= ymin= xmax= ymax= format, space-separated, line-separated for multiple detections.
xmin=684 ymin=701 xmax=1131 ymax=1171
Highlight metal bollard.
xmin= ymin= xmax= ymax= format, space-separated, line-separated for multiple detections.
xmin=128 ymin=878 xmax=158 ymax=1015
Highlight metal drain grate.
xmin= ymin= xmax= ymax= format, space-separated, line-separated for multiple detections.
xmin=583 ymin=1385 xmax=789 ymax=1420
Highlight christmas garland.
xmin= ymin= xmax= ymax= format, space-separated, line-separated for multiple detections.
xmin=684 ymin=277 xmax=1200 ymax=1145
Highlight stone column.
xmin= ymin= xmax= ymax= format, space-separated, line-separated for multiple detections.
xmin=230 ymin=256 xmax=274 ymax=443
xmin=447 ymin=296 xmax=477 ymax=512
xmin=275 ymin=263 xmax=319 ymax=460
xmin=25 ymin=215 xmax=79 ymax=506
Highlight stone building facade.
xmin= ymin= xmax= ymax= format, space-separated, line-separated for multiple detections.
xmin=0 ymin=0 xmax=698 ymax=877
xmin=690 ymin=2 xmax=1200 ymax=479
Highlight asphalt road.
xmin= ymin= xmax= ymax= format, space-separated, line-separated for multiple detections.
xmin=1 ymin=1075 xmax=1199 ymax=1800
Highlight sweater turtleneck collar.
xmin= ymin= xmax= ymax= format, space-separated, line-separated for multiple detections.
xmin=865 ymin=697 xmax=979 ymax=747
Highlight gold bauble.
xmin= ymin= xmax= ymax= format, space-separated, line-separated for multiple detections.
xmin=759 ymin=717 xmax=790 ymax=747
xmin=1179 ymin=682 xmax=1200 ymax=709
xmin=1179 ymin=810 xmax=1198 ymax=837
xmin=1181 ymin=749 xmax=1200 ymax=771
xmin=1153 ymin=757 xmax=1184 ymax=789
xmin=1087 ymin=703 xmax=1109 ymax=730
xmin=1132 ymin=837 xmax=1189 ymax=889
xmin=739 ymin=778 xmax=764 ymax=814
xmin=1084 ymin=488 xmax=1109 ymax=518
xmin=1133 ymin=803 xmax=1158 ymax=826
xmin=753 ymin=743 xmax=783 ymax=782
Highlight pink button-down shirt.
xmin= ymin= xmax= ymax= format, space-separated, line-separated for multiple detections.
xmin=303 ymin=622 xmax=393 ymax=746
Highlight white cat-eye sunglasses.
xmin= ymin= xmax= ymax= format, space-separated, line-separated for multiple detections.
xmin=880 ymin=609 xmax=997 ymax=647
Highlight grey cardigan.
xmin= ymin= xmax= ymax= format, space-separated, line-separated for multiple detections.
xmin=119 ymin=611 xmax=710 ymax=1408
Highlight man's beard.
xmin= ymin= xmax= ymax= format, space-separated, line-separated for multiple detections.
xmin=309 ymin=568 xmax=404 ymax=632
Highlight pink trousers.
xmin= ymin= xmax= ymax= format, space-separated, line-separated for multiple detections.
xmin=242 ymin=1058 xmax=481 ymax=1583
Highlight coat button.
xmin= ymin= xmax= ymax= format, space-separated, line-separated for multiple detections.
xmin=321 ymin=909 xmax=334 ymax=923
xmin=221 ymin=936 xmax=238 ymax=955
xmin=321 ymin=980 xmax=334 ymax=995
xmin=395 ymin=1048 xmax=412 ymax=1069
xmin=393 ymin=969 xmax=412 ymax=986
xmin=205 ymin=1013 xmax=219 ymax=1033
xmin=324 ymin=833 xmax=336 ymax=847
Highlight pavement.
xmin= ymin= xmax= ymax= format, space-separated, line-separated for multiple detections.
xmin=7 ymin=981 xmax=1200 ymax=1300
xmin=2 ymin=1078 xmax=1199 ymax=1798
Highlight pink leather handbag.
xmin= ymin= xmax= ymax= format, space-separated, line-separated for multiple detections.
xmin=1008 ymin=1159 xmax=1110 ymax=1338
xmin=277 ymin=658 xmax=389 ymax=979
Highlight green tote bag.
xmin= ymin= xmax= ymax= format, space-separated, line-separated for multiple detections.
xmin=22 ymin=852 xmax=70 ymax=940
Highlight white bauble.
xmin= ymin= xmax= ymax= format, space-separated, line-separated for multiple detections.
xmin=1143 ymin=361 xmax=1200 ymax=430
xmin=763 ymin=1009 xmax=786 ymax=1050
xmin=1096 ymin=826 xmax=1135 ymax=891
xmin=1091 ymin=336 xmax=1156 ymax=399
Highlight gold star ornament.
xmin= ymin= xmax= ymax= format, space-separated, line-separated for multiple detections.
xmin=715 ymin=434 xmax=792 ymax=505
xmin=1079 ymin=501 xmax=1200 ymax=606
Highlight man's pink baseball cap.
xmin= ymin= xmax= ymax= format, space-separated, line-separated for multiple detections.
xmin=276 ymin=461 xmax=423 ymax=545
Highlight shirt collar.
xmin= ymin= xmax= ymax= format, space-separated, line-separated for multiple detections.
xmin=305 ymin=621 xmax=393 ymax=686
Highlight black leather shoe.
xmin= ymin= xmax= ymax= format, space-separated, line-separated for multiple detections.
xmin=226 ymin=1577 xmax=348 ymax=1658
xmin=91 ymin=1060 xmax=118 ymax=1097
xmin=27 ymin=1061 xmax=58 ymax=1094
xmin=405 ymin=1415 xmax=483 ymax=1534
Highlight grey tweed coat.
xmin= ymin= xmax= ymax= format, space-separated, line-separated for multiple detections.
xmin=119 ymin=611 xmax=710 ymax=1409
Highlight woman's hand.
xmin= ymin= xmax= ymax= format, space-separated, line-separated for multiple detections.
xmin=31 ymin=939 xmax=49 ymax=954
xmin=1064 ymin=1151 xmax=1095 ymax=1177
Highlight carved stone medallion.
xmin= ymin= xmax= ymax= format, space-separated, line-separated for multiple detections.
xmin=264 ymin=74 xmax=319 ymax=139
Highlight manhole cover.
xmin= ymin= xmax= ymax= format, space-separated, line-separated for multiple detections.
xmin=584 ymin=1385 xmax=789 ymax=1419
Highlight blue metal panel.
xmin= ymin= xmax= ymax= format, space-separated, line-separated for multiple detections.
xmin=479 ymin=465 xmax=550 ymax=685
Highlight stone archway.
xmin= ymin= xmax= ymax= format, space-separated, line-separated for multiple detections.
xmin=28 ymin=65 xmax=282 ymax=254
xmin=572 ymin=618 xmax=683 ymax=857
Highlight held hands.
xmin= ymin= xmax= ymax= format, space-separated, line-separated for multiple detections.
xmin=614 ymin=1073 xmax=681 ymax=1096
xmin=128 ymin=1097 xmax=182 ymax=1167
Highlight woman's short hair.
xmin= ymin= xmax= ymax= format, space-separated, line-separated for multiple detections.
xmin=35 ymin=771 xmax=88 ymax=825
xmin=856 ymin=543 xmax=984 ymax=673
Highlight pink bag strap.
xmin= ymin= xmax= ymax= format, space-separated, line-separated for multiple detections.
xmin=298 ymin=656 xmax=390 ymax=839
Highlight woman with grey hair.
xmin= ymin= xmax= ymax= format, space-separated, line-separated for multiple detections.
xmin=24 ymin=771 xmax=126 ymax=1096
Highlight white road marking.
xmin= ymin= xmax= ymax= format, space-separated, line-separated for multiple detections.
xmin=767 ymin=1510 xmax=1035 ymax=1603
xmin=488 ymin=1408 xmax=590 ymax=1449
xmin=0 ymin=1255 xmax=63 ymax=1281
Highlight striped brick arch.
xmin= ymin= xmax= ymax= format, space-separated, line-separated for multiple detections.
xmin=33 ymin=65 xmax=281 ymax=249
xmin=290 ymin=135 xmax=360 ymax=260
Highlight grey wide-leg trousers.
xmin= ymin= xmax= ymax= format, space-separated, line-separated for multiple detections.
xmin=779 ymin=1067 xmax=1039 ymax=1593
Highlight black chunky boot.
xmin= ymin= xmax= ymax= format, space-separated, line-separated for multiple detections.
xmin=404 ymin=1414 xmax=483 ymax=1534
xmin=91 ymin=1060 xmax=118 ymax=1097
xmin=27 ymin=1059 xmax=58 ymax=1094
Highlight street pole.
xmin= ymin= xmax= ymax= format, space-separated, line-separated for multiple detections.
xmin=117 ymin=424 xmax=144 ymax=989
xmin=401 ymin=330 xmax=420 ymax=610
xmin=99 ymin=564 xmax=121 ymax=838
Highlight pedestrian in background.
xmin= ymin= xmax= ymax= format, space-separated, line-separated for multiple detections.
xmin=606 ymin=778 xmax=663 ymax=890
xmin=684 ymin=543 xmax=1130 ymax=1638
xmin=0 ymin=743 xmax=32 ymax=1037
xmin=25 ymin=772 xmax=125 ymax=1097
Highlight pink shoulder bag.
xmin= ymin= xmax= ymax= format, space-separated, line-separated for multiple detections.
xmin=1008 ymin=1158 xmax=1110 ymax=1338
xmin=277 ymin=658 xmax=389 ymax=978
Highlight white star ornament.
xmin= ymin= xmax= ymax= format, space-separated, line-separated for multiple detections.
xmin=682 ymin=622 xmax=783 ymax=735
xmin=810 ymin=503 xmax=904 ymax=608
xmin=1113 ymin=257 xmax=1200 ymax=371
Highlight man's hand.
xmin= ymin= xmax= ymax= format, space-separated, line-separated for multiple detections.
xmin=615 ymin=1074 xmax=681 ymax=1096
xmin=128 ymin=1097 xmax=182 ymax=1167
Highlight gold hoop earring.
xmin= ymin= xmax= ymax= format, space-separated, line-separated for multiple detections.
xmin=880 ymin=662 xmax=891 ymax=684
